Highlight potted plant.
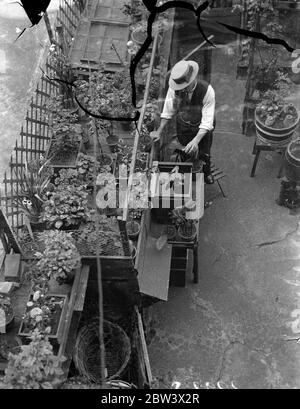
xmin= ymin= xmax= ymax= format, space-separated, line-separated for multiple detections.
xmin=126 ymin=219 xmax=141 ymax=240
xmin=121 ymin=0 xmax=144 ymax=21
xmin=256 ymin=90 xmax=299 ymax=128
xmin=75 ymin=219 xmax=124 ymax=257
xmin=48 ymin=48 xmax=77 ymax=108
xmin=76 ymin=153 xmax=112 ymax=188
xmin=170 ymin=208 xmax=197 ymax=242
xmin=0 ymin=294 xmax=14 ymax=332
xmin=18 ymin=290 xmax=68 ymax=342
xmin=0 ymin=329 xmax=65 ymax=389
xmin=13 ymin=156 xmax=54 ymax=230
xmin=54 ymin=168 xmax=81 ymax=188
xmin=164 ymin=224 xmax=177 ymax=241
xmin=47 ymin=126 xmax=83 ymax=168
xmin=90 ymin=67 xmax=134 ymax=130
xmin=46 ymin=96 xmax=83 ymax=168
xmin=255 ymin=90 xmax=299 ymax=146
xmin=0 ymin=337 xmax=21 ymax=362
xmin=34 ymin=230 xmax=81 ymax=285
xmin=42 ymin=183 xmax=90 ymax=230
xmin=143 ymin=100 xmax=159 ymax=132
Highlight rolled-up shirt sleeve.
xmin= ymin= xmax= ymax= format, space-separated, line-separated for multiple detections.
xmin=199 ymin=85 xmax=215 ymax=131
xmin=161 ymin=87 xmax=176 ymax=120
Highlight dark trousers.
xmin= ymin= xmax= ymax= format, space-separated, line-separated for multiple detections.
xmin=176 ymin=130 xmax=213 ymax=174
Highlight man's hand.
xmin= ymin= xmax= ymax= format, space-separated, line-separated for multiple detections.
xmin=150 ymin=130 xmax=161 ymax=143
xmin=183 ymin=138 xmax=199 ymax=157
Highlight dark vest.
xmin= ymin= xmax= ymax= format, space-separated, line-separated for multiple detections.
xmin=176 ymin=79 xmax=215 ymax=146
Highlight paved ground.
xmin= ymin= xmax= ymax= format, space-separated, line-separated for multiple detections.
xmin=147 ymin=43 xmax=300 ymax=389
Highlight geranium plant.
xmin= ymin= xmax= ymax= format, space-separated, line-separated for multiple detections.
xmin=77 ymin=65 xmax=134 ymax=119
xmin=21 ymin=289 xmax=57 ymax=334
xmin=256 ymin=90 xmax=298 ymax=128
xmin=0 ymin=329 xmax=65 ymax=389
xmin=34 ymin=230 xmax=81 ymax=285
xmin=46 ymin=96 xmax=82 ymax=163
xmin=76 ymin=153 xmax=112 ymax=186
xmin=42 ymin=184 xmax=90 ymax=229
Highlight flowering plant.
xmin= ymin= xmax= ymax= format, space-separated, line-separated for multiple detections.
xmin=42 ymin=184 xmax=90 ymax=229
xmin=256 ymin=90 xmax=298 ymax=128
xmin=34 ymin=230 xmax=81 ymax=284
xmin=76 ymin=153 xmax=112 ymax=185
xmin=0 ymin=329 xmax=65 ymax=389
xmin=21 ymin=290 xmax=57 ymax=334
xmin=76 ymin=65 xmax=134 ymax=119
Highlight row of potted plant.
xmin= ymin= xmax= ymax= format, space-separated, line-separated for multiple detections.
xmin=15 ymin=151 xmax=116 ymax=231
xmin=45 ymin=95 xmax=83 ymax=167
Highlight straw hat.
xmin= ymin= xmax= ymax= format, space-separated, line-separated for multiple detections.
xmin=169 ymin=60 xmax=199 ymax=91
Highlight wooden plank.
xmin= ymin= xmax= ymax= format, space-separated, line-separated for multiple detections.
xmin=0 ymin=208 xmax=23 ymax=254
xmin=57 ymin=266 xmax=83 ymax=360
xmin=135 ymin=210 xmax=150 ymax=272
xmin=90 ymin=18 xmax=129 ymax=27
xmin=73 ymin=265 xmax=89 ymax=311
xmin=138 ymin=236 xmax=171 ymax=301
xmin=20 ymin=131 xmax=50 ymax=141
xmin=122 ymin=31 xmax=160 ymax=221
xmin=25 ymin=117 xmax=48 ymax=127
xmin=135 ymin=306 xmax=153 ymax=385
xmin=14 ymin=147 xmax=45 ymax=154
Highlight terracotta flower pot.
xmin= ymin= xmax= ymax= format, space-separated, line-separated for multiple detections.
xmin=126 ymin=220 xmax=140 ymax=240
xmin=164 ymin=225 xmax=177 ymax=241
xmin=178 ymin=222 xmax=197 ymax=242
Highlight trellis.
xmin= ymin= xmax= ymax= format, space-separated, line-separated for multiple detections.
xmin=1 ymin=0 xmax=87 ymax=234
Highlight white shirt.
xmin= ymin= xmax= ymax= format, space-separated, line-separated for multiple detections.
xmin=161 ymin=83 xmax=215 ymax=132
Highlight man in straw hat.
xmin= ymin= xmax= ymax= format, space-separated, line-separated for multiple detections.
xmin=150 ymin=60 xmax=216 ymax=184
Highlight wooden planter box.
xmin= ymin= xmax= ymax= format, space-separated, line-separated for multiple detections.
xmin=46 ymin=138 xmax=83 ymax=169
xmin=18 ymin=293 xmax=68 ymax=344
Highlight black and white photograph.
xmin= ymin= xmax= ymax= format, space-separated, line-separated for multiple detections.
xmin=0 ymin=0 xmax=299 ymax=394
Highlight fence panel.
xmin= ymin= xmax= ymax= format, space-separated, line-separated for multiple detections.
xmin=1 ymin=0 xmax=87 ymax=234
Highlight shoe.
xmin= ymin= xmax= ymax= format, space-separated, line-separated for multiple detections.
xmin=204 ymin=173 xmax=214 ymax=184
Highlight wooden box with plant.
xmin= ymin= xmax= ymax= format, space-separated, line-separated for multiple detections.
xmin=46 ymin=96 xmax=83 ymax=168
xmin=76 ymin=153 xmax=113 ymax=188
xmin=74 ymin=219 xmax=126 ymax=258
xmin=88 ymin=65 xmax=134 ymax=132
xmin=13 ymin=156 xmax=54 ymax=230
xmin=42 ymin=183 xmax=90 ymax=230
xmin=170 ymin=208 xmax=197 ymax=242
xmin=0 ymin=294 xmax=14 ymax=332
xmin=0 ymin=329 xmax=66 ymax=389
xmin=33 ymin=230 xmax=81 ymax=285
xmin=18 ymin=289 xmax=68 ymax=343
